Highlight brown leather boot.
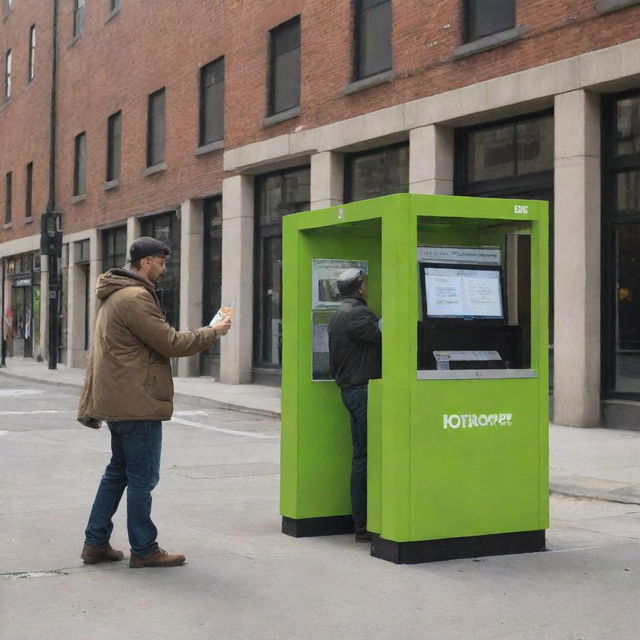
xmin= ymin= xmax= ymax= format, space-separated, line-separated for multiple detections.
xmin=81 ymin=542 xmax=125 ymax=564
xmin=129 ymin=547 xmax=186 ymax=569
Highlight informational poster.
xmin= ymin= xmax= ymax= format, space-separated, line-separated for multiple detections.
xmin=311 ymin=259 xmax=368 ymax=380
xmin=424 ymin=267 xmax=503 ymax=319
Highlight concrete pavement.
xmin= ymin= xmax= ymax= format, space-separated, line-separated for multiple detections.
xmin=1 ymin=356 xmax=639 ymax=506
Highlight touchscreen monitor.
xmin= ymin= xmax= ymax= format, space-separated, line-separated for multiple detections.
xmin=421 ymin=263 xmax=504 ymax=320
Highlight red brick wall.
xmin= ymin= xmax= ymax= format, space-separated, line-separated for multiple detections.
xmin=1 ymin=0 xmax=640 ymax=240
xmin=0 ymin=0 xmax=53 ymax=240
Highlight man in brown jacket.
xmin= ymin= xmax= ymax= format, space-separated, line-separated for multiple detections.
xmin=78 ymin=237 xmax=232 ymax=568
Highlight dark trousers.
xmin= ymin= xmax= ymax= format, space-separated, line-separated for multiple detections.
xmin=340 ymin=385 xmax=368 ymax=530
xmin=84 ymin=421 xmax=162 ymax=557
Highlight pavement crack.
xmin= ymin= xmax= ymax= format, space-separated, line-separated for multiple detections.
xmin=1 ymin=569 xmax=70 ymax=580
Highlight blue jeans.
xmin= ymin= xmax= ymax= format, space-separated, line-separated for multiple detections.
xmin=84 ymin=421 xmax=162 ymax=558
xmin=340 ymin=385 xmax=368 ymax=530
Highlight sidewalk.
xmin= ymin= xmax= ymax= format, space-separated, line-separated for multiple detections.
xmin=1 ymin=356 xmax=639 ymax=505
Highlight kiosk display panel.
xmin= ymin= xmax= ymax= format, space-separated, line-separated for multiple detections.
xmin=421 ymin=263 xmax=504 ymax=320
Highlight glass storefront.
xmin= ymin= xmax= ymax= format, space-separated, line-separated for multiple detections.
xmin=603 ymin=91 xmax=640 ymax=397
xmin=102 ymin=226 xmax=127 ymax=272
xmin=4 ymin=252 xmax=41 ymax=359
xmin=201 ymin=197 xmax=222 ymax=377
xmin=254 ymin=166 xmax=310 ymax=371
xmin=140 ymin=212 xmax=181 ymax=329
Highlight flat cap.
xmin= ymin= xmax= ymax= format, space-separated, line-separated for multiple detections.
xmin=336 ymin=267 xmax=364 ymax=294
xmin=128 ymin=237 xmax=171 ymax=263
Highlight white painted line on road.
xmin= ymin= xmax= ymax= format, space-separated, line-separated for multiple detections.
xmin=0 ymin=389 xmax=46 ymax=397
xmin=0 ymin=410 xmax=62 ymax=415
xmin=0 ymin=430 xmax=8 ymax=436
xmin=169 ymin=416 xmax=278 ymax=439
xmin=173 ymin=410 xmax=208 ymax=416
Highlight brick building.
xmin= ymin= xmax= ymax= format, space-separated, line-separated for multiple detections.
xmin=1 ymin=0 xmax=640 ymax=427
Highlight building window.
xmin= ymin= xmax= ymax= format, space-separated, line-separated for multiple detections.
xmin=464 ymin=0 xmax=515 ymax=42
xmin=4 ymin=49 xmax=11 ymax=99
xmin=147 ymin=88 xmax=165 ymax=167
xmin=201 ymin=197 xmax=223 ymax=375
xmin=73 ymin=132 xmax=87 ymax=196
xmin=110 ymin=0 xmax=121 ymax=12
xmin=269 ymin=17 xmax=300 ymax=116
xmin=106 ymin=111 xmax=122 ymax=182
xmin=101 ymin=226 xmax=127 ymax=271
xmin=5 ymin=172 xmax=12 ymax=224
xmin=73 ymin=0 xmax=86 ymax=37
xmin=199 ymin=57 xmax=224 ymax=146
xmin=28 ymin=25 xmax=36 ymax=81
xmin=140 ymin=213 xmax=181 ymax=329
xmin=354 ymin=0 xmax=392 ymax=81
xmin=458 ymin=113 xmax=554 ymax=191
xmin=603 ymin=92 xmax=640 ymax=398
xmin=345 ymin=143 xmax=408 ymax=202
xmin=25 ymin=162 xmax=33 ymax=219
xmin=254 ymin=166 xmax=310 ymax=368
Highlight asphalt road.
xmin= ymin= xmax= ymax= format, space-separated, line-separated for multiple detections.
xmin=1 ymin=376 xmax=639 ymax=640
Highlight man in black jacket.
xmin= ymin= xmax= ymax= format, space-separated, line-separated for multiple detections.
xmin=328 ymin=268 xmax=381 ymax=542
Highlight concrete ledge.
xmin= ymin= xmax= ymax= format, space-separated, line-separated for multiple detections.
xmin=102 ymin=179 xmax=121 ymax=191
xmin=343 ymin=70 xmax=395 ymax=96
xmin=595 ymin=0 xmax=640 ymax=15
xmin=142 ymin=162 xmax=167 ymax=177
xmin=264 ymin=106 xmax=300 ymax=128
xmin=105 ymin=7 xmax=121 ymax=24
xmin=195 ymin=140 xmax=224 ymax=156
xmin=453 ymin=26 xmax=528 ymax=59
xmin=71 ymin=194 xmax=87 ymax=204
xmin=23 ymin=216 xmax=33 ymax=225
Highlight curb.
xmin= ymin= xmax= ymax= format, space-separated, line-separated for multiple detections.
xmin=0 ymin=368 xmax=281 ymax=420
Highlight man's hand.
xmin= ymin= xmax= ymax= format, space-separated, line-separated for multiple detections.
xmin=213 ymin=314 xmax=232 ymax=336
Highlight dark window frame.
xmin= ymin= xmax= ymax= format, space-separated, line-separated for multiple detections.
xmin=147 ymin=88 xmax=166 ymax=168
xmin=602 ymin=89 xmax=640 ymax=401
xmin=25 ymin=162 xmax=33 ymax=219
xmin=101 ymin=226 xmax=127 ymax=272
xmin=353 ymin=0 xmax=392 ymax=81
xmin=28 ymin=25 xmax=36 ymax=82
xmin=344 ymin=141 xmax=409 ymax=203
xmin=5 ymin=171 xmax=12 ymax=224
xmin=73 ymin=132 xmax=87 ymax=196
xmin=268 ymin=16 xmax=301 ymax=116
xmin=199 ymin=57 xmax=225 ymax=146
xmin=106 ymin=110 xmax=122 ymax=182
xmin=464 ymin=0 xmax=516 ymax=43
xmin=253 ymin=165 xmax=310 ymax=370
xmin=454 ymin=109 xmax=555 ymax=196
xmin=110 ymin=0 xmax=121 ymax=13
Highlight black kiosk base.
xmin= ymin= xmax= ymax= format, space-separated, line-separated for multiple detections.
xmin=282 ymin=515 xmax=354 ymax=538
xmin=370 ymin=530 xmax=546 ymax=564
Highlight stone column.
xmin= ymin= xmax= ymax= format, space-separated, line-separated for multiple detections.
xmin=66 ymin=242 xmax=84 ymax=368
xmin=311 ymin=151 xmax=344 ymax=209
xmin=409 ymin=125 xmax=454 ymax=195
xmin=553 ymin=90 xmax=601 ymax=427
xmin=126 ymin=216 xmax=140 ymax=255
xmin=178 ymin=198 xmax=205 ymax=377
xmin=87 ymin=228 xmax=100 ymax=348
xmin=220 ymin=174 xmax=255 ymax=384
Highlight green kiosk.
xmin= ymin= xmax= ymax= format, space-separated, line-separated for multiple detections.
xmin=280 ymin=194 xmax=548 ymax=563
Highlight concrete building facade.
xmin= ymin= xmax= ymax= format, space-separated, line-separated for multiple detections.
xmin=2 ymin=0 xmax=640 ymax=427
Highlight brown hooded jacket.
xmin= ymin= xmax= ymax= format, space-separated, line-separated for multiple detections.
xmin=77 ymin=269 xmax=217 ymax=426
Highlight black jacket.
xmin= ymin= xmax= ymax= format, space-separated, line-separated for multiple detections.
xmin=328 ymin=297 xmax=382 ymax=390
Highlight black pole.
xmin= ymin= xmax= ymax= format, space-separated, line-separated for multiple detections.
xmin=46 ymin=0 xmax=59 ymax=370
xmin=47 ymin=254 xmax=58 ymax=370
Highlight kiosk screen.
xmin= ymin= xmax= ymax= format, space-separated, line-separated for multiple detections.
xmin=421 ymin=264 xmax=504 ymax=320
